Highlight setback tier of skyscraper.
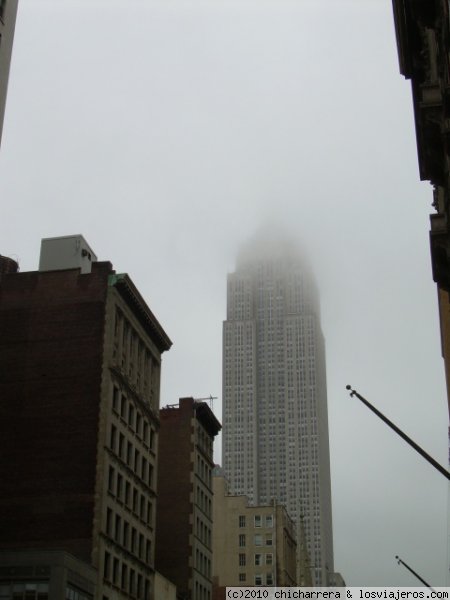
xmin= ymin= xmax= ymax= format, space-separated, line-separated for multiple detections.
xmin=222 ymin=235 xmax=334 ymax=585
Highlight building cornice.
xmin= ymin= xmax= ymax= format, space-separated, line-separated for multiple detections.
xmin=109 ymin=274 xmax=172 ymax=353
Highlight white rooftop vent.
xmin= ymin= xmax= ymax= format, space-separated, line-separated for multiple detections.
xmin=39 ymin=235 xmax=97 ymax=274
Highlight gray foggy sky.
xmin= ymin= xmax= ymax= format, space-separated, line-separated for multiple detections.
xmin=1 ymin=0 xmax=448 ymax=587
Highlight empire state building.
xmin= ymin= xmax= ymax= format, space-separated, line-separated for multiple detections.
xmin=222 ymin=234 xmax=334 ymax=585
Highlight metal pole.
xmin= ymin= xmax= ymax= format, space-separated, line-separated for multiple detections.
xmin=346 ymin=385 xmax=450 ymax=481
xmin=395 ymin=555 xmax=434 ymax=590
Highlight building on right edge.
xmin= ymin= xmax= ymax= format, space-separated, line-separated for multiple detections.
xmin=391 ymin=0 xmax=450 ymax=417
xmin=222 ymin=232 xmax=334 ymax=585
xmin=0 ymin=0 xmax=18 ymax=148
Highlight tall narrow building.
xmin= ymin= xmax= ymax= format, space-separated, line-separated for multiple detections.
xmin=222 ymin=234 xmax=334 ymax=585
xmin=155 ymin=397 xmax=221 ymax=600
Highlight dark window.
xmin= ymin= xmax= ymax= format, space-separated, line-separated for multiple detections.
xmin=103 ymin=552 xmax=110 ymax=580
xmin=108 ymin=466 xmax=115 ymax=492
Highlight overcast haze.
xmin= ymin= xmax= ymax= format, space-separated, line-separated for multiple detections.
xmin=1 ymin=0 xmax=449 ymax=587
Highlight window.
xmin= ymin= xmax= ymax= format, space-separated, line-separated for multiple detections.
xmin=239 ymin=573 xmax=246 ymax=583
xmin=254 ymin=534 xmax=263 ymax=546
xmin=108 ymin=466 xmax=115 ymax=492
xmin=115 ymin=515 xmax=121 ymax=542
xmin=120 ymin=395 xmax=127 ymax=419
xmin=121 ymin=564 xmax=128 ymax=590
xmin=239 ymin=515 xmax=246 ymax=528
xmin=128 ymin=404 xmax=135 ymax=428
xmin=106 ymin=508 xmax=112 ymax=536
xmin=65 ymin=584 xmax=92 ymax=600
xmin=266 ymin=573 xmax=274 ymax=586
xmin=254 ymin=515 xmax=262 ymax=527
xmin=141 ymin=458 xmax=147 ymax=482
xmin=112 ymin=558 xmax=119 ymax=585
xmin=148 ymin=464 xmax=154 ymax=488
xmin=266 ymin=534 xmax=273 ymax=546
xmin=103 ymin=552 xmax=111 ymax=580
xmin=117 ymin=474 xmax=123 ymax=500
xmin=134 ymin=450 xmax=140 ymax=473
xmin=254 ymin=575 xmax=263 ymax=586
xmin=239 ymin=553 xmax=246 ymax=566
xmin=129 ymin=570 xmax=136 ymax=597
xmin=238 ymin=534 xmax=246 ymax=547
xmin=266 ymin=553 xmax=273 ymax=565
xmin=110 ymin=425 xmax=116 ymax=451
xmin=136 ymin=413 xmax=142 ymax=437
xmin=265 ymin=514 xmax=273 ymax=527
xmin=143 ymin=422 xmax=149 ymax=446
xmin=254 ymin=553 xmax=262 ymax=566
xmin=112 ymin=386 xmax=120 ymax=412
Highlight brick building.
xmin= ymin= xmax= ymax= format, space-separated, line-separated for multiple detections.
xmin=0 ymin=235 xmax=172 ymax=599
xmin=155 ymin=398 xmax=221 ymax=600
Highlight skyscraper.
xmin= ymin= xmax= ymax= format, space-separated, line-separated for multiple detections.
xmin=222 ymin=234 xmax=334 ymax=585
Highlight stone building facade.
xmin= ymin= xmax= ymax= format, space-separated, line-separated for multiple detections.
xmin=212 ymin=472 xmax=307 ymax=598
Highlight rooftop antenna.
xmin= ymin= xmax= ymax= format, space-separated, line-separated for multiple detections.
xmin=194 ymin=395 xmax=217 ymax=410
xmin=395 ymin=555 xmax=434 ymax=590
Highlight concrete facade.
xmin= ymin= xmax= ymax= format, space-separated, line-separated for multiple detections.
xmin=212 ymin=473 xmax=305 ymax=596
xmin=0 ymin=239 xmax=172 ymax=600
xmin=155 ymin=398 xmax=221 ymax=600
xmin=0 ymin=0 xmax=18 ymax=147
xmin=222 ymin=238 xmax=333 ymax=585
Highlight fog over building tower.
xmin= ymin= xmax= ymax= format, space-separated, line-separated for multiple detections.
xmin=222 ymin=232 xmax=334 ymax=585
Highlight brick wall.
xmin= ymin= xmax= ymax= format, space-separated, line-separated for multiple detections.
xmin=155 ymin=402 xmax=194 ymax=596
xmin=0 ymin=263 xmax=112 ymax=562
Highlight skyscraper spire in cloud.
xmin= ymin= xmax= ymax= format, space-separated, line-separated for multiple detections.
xmin=222 ymin=227 xmax=334 ymax=585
